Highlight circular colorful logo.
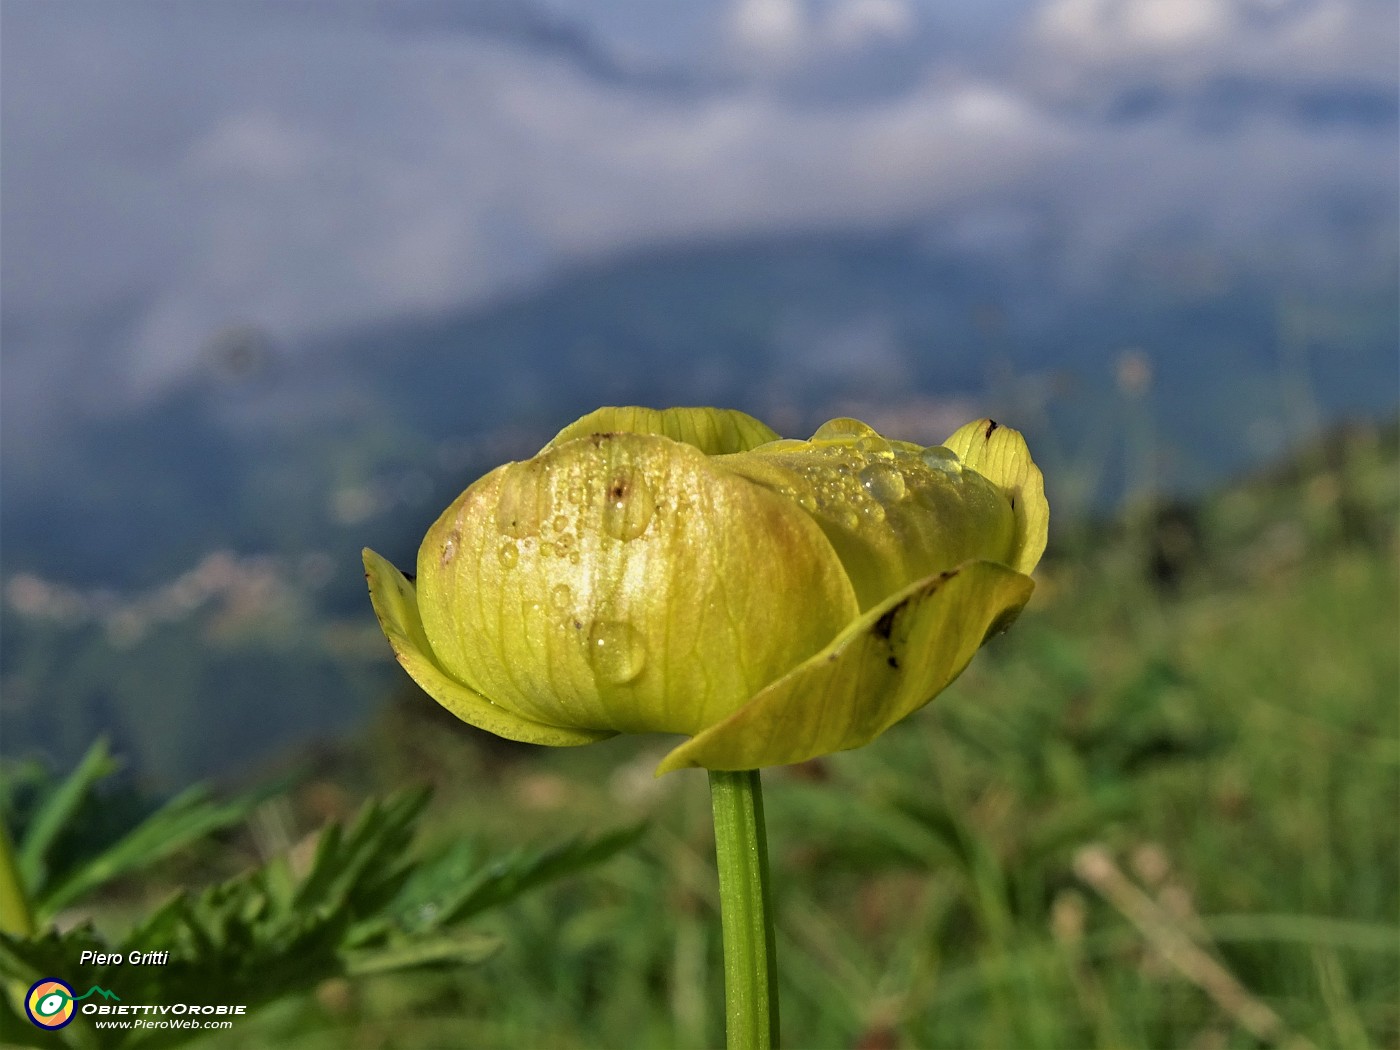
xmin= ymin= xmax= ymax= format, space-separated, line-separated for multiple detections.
xmin=26 ymin=978 xmax=77 ymax=1029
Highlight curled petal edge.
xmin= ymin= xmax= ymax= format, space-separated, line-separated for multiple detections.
xmin=654 ymin=560 xmax=1035 ymax=774
xmin=544 ymin=406 xmax=781 ymax=456
xmin=942 ymin=419 xmax=1048 ymax=576
xmin=363 ymin=548 xmax=615 ymax=747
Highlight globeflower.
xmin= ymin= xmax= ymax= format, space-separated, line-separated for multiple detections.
xmin=364 ymin=406 xmax=1047 ymax=774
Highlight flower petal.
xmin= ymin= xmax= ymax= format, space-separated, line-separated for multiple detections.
xmin=544 ymin=406 xmax=780 ymax=455
xmin=941 ymin=419 xmax=1048 ymax=576
xmin=654 ymin=560 xmax=1034 ymax=773
xmin=717 ymin=421 xmax=1017 ymax=610
xmin=416 ymin=432 xmax=859 ymax=736
xmin=363 ymin=547 xmax=613 ymax=746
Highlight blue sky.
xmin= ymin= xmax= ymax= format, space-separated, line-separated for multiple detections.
xmin=2 ymin=0 xmax=1395 ymax=431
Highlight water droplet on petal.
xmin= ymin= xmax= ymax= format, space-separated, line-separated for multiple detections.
xmin=549 ymin=583 xmax=572 ymax=610
xmin=496 ymin=541 xmax=518 ymax=568
xmin=862 ymin=501 xmax=886 ymax=522
xmin=552 ymin=515 xmax=569 ymax=533
xmin=813 ymin=418 xmax=879 ymax=444
xmin=601 ymin=470 xmax=655 ymax=541
xmin=860 ymin=462 xmax=907 ymax=502
xmin=586 ymin=620 xmax=647 ymax=684
xmin=921 ymin=446 xmax=963 ymax=474
xmin=856 ymin=434 xmax=894 ymax=459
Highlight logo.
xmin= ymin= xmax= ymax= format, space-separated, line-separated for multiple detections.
xmin=24 ymin=979 xmax=120 ymax=1029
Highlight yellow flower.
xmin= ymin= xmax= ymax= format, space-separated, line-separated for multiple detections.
xmin=364 ymin=407 xmax=1047 ymax=774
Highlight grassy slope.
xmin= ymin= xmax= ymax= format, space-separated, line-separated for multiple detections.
xmin=210 ymin=425 xmax=1397 ymax=1050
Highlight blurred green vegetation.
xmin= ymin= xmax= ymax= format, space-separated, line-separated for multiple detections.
xmin=4 ymin=420 xmax=1397 ymax=1049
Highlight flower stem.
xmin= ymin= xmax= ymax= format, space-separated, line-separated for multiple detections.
xmin=708 ymin=769 xmax=779 ymax=1049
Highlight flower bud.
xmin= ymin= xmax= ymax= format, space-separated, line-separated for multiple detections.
xmin=365 ymin=407 xmax=1047 ymax=772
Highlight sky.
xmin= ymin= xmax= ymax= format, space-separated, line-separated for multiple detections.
xmin=1 ymin=0 xmax=1396 ymax=431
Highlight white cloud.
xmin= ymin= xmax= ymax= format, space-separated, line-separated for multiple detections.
xmin=726 ymin=0 xmax=918 ymax=68
xmin=0 ymin=0 xmax=1393 ymax=425
xmin=729 ymin=0 xmax=810 ymax=60
xmin=1026 ymin=0 xmax=1397 ymax=87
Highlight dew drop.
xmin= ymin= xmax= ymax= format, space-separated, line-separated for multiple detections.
xmin=496 ymin=540 xmax=519 ymax=568
xmin=862 ymin=501 xmax=886 ymax=522
xmin=855 ymin=434 xmax=895 ymax=459
xmin=549 ymin=583 xmax=572 ymax=610
xmin=552 ymin=515 xmax=569 ymax=533
xmin=921 ymin=446 xmax=963 ymax=474
xmin=586 ymin=620 xmax=647 ymax=684
xmin=568 ymin=550 xmax=581 ymax=564
xmin=860 ymin=462 xmax=907 ymax=502
xmin=812 ymin=418 xmax=879 ymax=444
xmin=601 ymin=470 xmax=655 ymax=541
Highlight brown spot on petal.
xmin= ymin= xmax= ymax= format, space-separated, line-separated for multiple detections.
xmin=874 ymin=607 xmax=899 ymax=640
xmin=985 ymin=419 xmax=1000 ymax=438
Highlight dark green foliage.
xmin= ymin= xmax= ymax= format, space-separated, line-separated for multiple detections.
xmin=391 ymin=822 xmax=647 ymax=933
xmin=3 ymin=738 xmax=271 ymax=925
xmin=0 ymin=757 xmax=645 ymax=1049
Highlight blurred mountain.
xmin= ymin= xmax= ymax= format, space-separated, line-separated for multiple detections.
xmin=3 ymin=225 xmax=1396 ymax=602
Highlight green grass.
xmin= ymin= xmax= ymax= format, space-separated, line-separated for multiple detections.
xmin=192 ymin=424 xmax=1399 ymax=1049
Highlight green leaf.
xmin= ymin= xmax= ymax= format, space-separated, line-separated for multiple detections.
xmin=35 ymin=782 xmax=268 ymax=919
xmin=400 ymin=822 xmax=647 ymax=930
xmin=0 ymin=984 xmax=48 ymax=1048
xmin=0 ymin=923 xmax=108 ymax=985
xmin=341 ymin=930 xmax=502 ymax=976
xmin=16 ymin=736 xmax=119 ymax=892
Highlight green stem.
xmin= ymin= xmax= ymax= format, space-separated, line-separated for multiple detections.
xmin=0 ymin=818 xmax=35 ymax=938
xmin=709 ymin=769 xmax=779 ymax=1050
